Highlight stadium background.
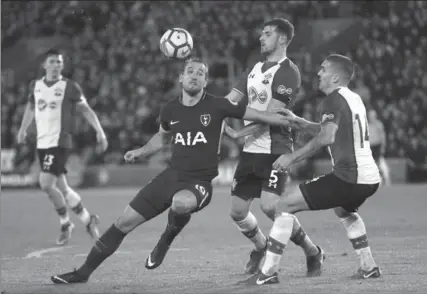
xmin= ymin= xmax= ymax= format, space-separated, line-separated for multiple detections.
xmin=2 ymin=1 xmax=427 ymax=188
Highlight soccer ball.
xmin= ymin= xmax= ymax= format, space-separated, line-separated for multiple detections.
xmin=160 ymin=28 xmax=193 ymax=59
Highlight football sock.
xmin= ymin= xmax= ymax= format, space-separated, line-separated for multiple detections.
xmin=56 ymin=207 xmax=70 ymax=225
xmin=162 ymin=209 xmax=192 ymax=245
xmin=339 ymin=213 xmax=376 ymax=269
xmin=77 ymin=224 xmax=127 ymax=277
xmin=64 ymin=188 xmax=91 ymax=225
xmin=261 ymin=213 xmax=294 ymax=275
xmin=71 ymin=202 xmax=91 ymax=226
xmin=234 ymin=212 xmax=267 ymax=251
xmin=290 ymin=219 xmax=319 ymax=257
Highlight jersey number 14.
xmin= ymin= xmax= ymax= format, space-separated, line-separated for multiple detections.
xmin=355 ymin=114 xmax=369 ymax=148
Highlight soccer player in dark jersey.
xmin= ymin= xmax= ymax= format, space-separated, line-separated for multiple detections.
xmin=50 ymin=58 xmax=294 ymax=284
xmin=16 ymin=49 xmax=107 ymax=245
xmin=224 ymin=18 xmax=324 ymax=276
xmin=242 ymin=54 xmax=381 ymax=286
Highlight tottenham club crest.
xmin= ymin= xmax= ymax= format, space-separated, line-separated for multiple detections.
xmin=200 ymin=114 xmax=211 ymax=127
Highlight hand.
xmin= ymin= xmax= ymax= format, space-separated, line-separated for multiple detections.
xmin=16 ymin=129 xmax=27 ymax=144
xmin=276 ymin=109 xmax=305 ymax=130
xmin=272 ymin=154 xmax=293 ymax=172
xmin=96 ymin=132 xmax=108 ymax=153
xmin=124 ymin=149 xmax=142 ymax=163
xmin=224 ymin=124 xmax=237 ymax=139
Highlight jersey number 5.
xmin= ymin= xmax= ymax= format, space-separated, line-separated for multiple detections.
xmin=355 ymin=114 xmax=369 ymax=148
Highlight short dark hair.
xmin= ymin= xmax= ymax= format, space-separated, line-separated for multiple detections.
xmin=43 ymin=49 xmax=63 ymax=61
xmin=263 ymin=18 xmax=295 ymax=43
xmin=183 ymin=57 xmax=209 ymax=79
xmin=325 ymin=54 xmax=354 ymax=82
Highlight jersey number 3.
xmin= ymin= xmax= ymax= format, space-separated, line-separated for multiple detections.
xmin=355 ymin=114 xmax=369 ymax=148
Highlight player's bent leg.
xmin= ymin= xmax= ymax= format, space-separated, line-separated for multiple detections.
xmin=146 ymin=190 xmax=197 ymax=270
xmin=57 ymin=174 xmax=100 ymax=241
xmin=39 ymin=172 xmax=74 ymax=246
xmin=259 ymin=191 xmax=279 ymax=221
xmin=51 ymin=205 xmax=145 ymax=284
xmin=334 ymin=207 xmax=380 ymax=278
xmin=230 ymin=194 xmax=267 ymax=274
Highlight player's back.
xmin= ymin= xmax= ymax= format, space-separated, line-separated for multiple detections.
xmin=243 ymin=58 xmax=299 ymax=155
xmin=324 ymin=87 xmax=380 ymax=184
xmin=31 ymin=76 xmax=82 ymax=149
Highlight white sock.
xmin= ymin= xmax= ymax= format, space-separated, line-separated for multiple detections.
xmin=235 ymin=212 xmax=267 ymax=250
xmin=340 ymin=213 xmax=376 ymax=269
xmin=65 ymin=188 xmax=91 ymax=225
xmin=261 ymin=213 xmax=294 ymax=275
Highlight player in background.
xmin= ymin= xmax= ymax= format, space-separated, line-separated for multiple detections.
xmin=224 ymin=18 xmax=324 ymax=276
xmin=16 ymin=49 xmax=108 ymax=246
xmin=50 ymin=58 xmax=294 ymax=284
xmin=368 ymin=109 xmax=391 ymax=185
xmin=242 ymin=54 xmax=382 ymax=285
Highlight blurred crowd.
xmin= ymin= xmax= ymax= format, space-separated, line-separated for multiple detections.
xmin=2 ymin=1 xmax=426 ymax=165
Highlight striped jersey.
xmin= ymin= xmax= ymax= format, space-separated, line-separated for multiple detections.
xmin=29 ymin=76 xmax=86 ymax=149
xmin=233 ymin=57 xmax=300 ymax=154
xmin=320 ymin=87 xmax=381 ymax=184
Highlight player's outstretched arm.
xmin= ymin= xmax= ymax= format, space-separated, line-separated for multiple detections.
xmin=242 ymin=107 xmax=291 ymax=127
xmin=273 ymin=122 xmax=338 ymax=171
xmin=279 ymin=109 xmax=321 ymax=135
xmin=16 ymin=103 xmax=35 ymax=144
xmin=224 ymin=121 xmax=267 ymax=139
xmin=124 ymin=126 xmax=169 ymax=163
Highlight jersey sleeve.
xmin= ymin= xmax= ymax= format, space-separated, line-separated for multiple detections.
xmin=27 ymin=80 xmax=36 ymax=108
xmin=69 ymin=81 xmax=87 ymax=104
xmin=159 ymin=104 xmax=171 ymax=131
xmin=271 ymin=62 xmax=301 ymax=106
xmin=320 ymin=94 xmax=342 ymax=125
xmin=216 ymin=97 xmax=246 ymax=119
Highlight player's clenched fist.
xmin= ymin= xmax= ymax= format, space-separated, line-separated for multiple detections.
xmin=124 ymin=149 xmax=142 ymax=163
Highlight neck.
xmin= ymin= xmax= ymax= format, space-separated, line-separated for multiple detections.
xmin=181 ymin=90 xmax=204 ymax=106
xmin=45 ymin=74 xmax=61 ymax=82
xmin=266 ymin=47 xmax=287 ymax=62
xmin=323 ymin=84 xmax=347 ymax=95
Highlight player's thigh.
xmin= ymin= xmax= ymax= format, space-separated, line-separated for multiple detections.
xmin=129 ymin=168 xmax=178 ymax=221
xmin=37 ymin=147 xmax=68 ymax=177
xmin=275 ymin=185 xmax=310 ymax=215
xmin=39 ymin=171 xmax=58 ymax=190
xmin=114 ymin=205 xmax=147 ymax=234
xmin=179 ymin=180 xmax=213 ymax=214
xmin=231 ymin=153 xmax=263 ymax=200
xmin=56 ymin=174 xmax=70 ymax=194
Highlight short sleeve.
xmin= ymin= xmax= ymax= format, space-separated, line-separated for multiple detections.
xmin=271 ymin=61 xmax=301 ymax=106
xmin=28 ymin=80 xmax=36 ymax=107
xmin=320 ymin=94 xmax=341 ymax=125
xmin=216 ymin=97 xmax=246 ymax=119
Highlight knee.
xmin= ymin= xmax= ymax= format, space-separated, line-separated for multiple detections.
xmin=114 ymin=206 xmax=145 ymax=234
xmin=260 ymin=200 xmax=276 ymax=220
xmin=230 ymin=207 xmax=249 ymax=222
xmin=171 ymin=193 xmax=195 ymax=214
xmin=39 ymin=176 xmax=55 ymax=192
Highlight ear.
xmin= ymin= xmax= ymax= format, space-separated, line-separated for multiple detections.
xmin=179 ymin=73 xmax=183 ymax=83
xmin=203 ymin=78 xmax=208 ymax=88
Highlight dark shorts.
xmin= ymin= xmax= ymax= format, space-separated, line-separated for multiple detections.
xmin=129 ymin=168 xmax=213 ymax=221
xmin=37 ymin=147 xmax=68 ymax=176
xmin=299 ymin=173 xmax=379 ymax=213
xmin=231 ymin=152 xmax=288 ymax=200
xmin=371 ymin=144 xmax=382 ymax=162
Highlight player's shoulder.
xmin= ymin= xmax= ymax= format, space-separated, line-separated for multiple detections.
xmin=279 ymin=58 xmax=300 ymax=75
xmin=62 ymin=77 xmax=81 ymax=89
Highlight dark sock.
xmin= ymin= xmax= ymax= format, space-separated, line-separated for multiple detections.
xmin=161 ymin=209 xmax=191 ymax=245
xmin=56 ymin=207 xmax=67 ymax=218
xmin=77 ymin=224 xmax=127 ymax=277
